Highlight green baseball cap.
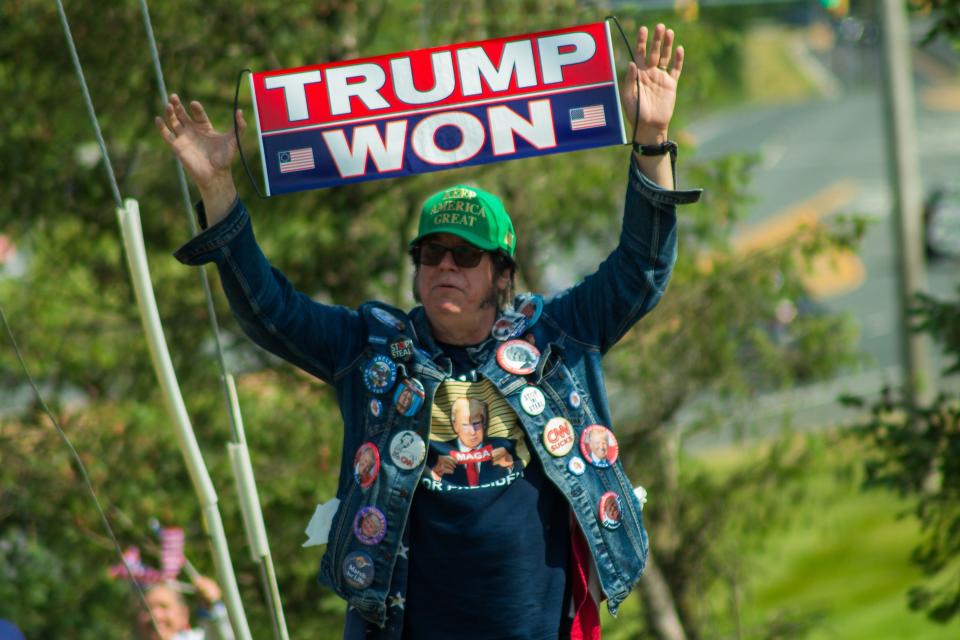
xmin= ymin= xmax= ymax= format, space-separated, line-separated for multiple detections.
xmin=412 ymin=185 xmax=516 ymax=258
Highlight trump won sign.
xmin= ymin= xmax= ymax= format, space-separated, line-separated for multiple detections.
xmin=250 ymin=22 xmax=626 ymax=195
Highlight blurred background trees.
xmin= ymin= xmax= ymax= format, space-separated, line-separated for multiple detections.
xmin=1 ymin=0 xmax=956 ymax=638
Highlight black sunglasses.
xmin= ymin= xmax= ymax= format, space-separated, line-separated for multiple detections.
xmin=414 ymin=241 xmax=487 ymax=268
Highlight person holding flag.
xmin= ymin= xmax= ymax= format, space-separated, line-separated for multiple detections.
xmin=158 ymin=22 xmax=700 ymax=640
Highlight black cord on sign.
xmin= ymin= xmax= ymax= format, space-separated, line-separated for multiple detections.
xmin=235 ymin=68 xmax=267 ymax=199
xmin=605 ymin=15 xmax=641 ymax=150
xmin=0 ymin=304 xmax=160 ymax=633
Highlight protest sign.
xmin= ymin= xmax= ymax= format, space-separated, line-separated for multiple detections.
xmin=250 ymin=22 xmax=625 ymax=195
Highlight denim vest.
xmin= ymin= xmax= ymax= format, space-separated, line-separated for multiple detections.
xmin=173 ymin=156 xmax=701 ymax=629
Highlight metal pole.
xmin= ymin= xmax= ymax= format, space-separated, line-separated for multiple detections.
xmin=878 ymin=0 xmax=936 ymax=406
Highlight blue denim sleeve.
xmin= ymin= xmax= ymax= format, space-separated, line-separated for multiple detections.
xmin=543 ymin=154 xmax=701 ymax=354
xmin=173 ymin=199 xmax=364 ymax=383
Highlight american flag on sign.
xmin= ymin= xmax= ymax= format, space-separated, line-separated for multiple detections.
xmin=569 ymin=105 xmax=606 ymax=131
xmin=279 ymin=147 xmax=315 ymax=173
xmin=160 ymin=527 xmax=185 ymax=579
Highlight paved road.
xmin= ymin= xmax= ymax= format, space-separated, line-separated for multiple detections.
xmin=684 ymin=29 xmax=960 ymax=440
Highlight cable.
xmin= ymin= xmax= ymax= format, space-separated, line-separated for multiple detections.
xmin=137 ymin=0 xmax=242 ymax=444
xmin=605 ymin=15 xmax=641 ymax=149
xmin=0 ymin=303 xmax=161 ymax=635
xmin=55 ymin=0 xmax=123 ymax=209
xmin=235 ymin=68 xmax=268 ymax=200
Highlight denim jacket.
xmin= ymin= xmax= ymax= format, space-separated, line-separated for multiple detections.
xmin=175 ymin=156 xmax=701 ymax=628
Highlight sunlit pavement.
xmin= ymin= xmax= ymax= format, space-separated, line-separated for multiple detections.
xmin=683 ymin=19 xmax=960 ymax=445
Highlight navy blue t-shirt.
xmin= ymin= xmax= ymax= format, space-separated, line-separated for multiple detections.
xmin=402 ymin=344 xmax=571 ymax=640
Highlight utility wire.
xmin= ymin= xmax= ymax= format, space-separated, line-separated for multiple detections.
xmin=55 ymin=0 xmax=123 ymax=209
xmin=0 ymin=303 xmax=161 ymax=635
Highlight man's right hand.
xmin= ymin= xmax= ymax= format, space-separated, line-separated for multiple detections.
xmin=155 ymin=94 xmax=244 ymax=226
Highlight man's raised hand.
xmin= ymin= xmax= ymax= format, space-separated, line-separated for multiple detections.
xmin=155 ymin=94 xmax=244 ymax=223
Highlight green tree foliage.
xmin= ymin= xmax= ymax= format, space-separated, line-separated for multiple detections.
xmin=0 ymin=1 xmax=859 ymax=637
xmin=843 ymin=289 xmax=960 ymax=624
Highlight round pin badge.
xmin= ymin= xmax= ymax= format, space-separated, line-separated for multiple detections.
xmin=371 ymin=307 xmax=405 ymax=332
xmin=353 ymin=443 xmax=380 ymax=489
xmin=542 ymin=417 xmax=575 ymax=457
xmin=389 ymin=337 xmax=414 ymax=362
xmin=496 ymin=340 xmax=540 ymax=376
xmin=515 ymin=293 xmax=543 ymax=327
xmin=491 ymin=311 xmax=526 ymax=341
xmin=520 ymin=386 xmax=546 ymax=416
xmin=389 ymin=430 xmax=426 ymax=470
xmin=598 ymin=491 xmax=623 ymax=530
xmin=342 ymin=551 xmax=375 ymax=589
xmin=353 ymin=506 xmax=387 ymax=545
xmin=568 ymin=389 xmax=582 ymax=410
xmin=393 ymin=378 xmax=425 ymax=417
xmin=567 ymin=456 xmax=586 ymax=476
xmin=363 ymin=355 xmax=397 ymax=395
xmin=369 ymin=399 xmax=382 ymax=417
xmin=580 ymin=425 xmax=619 ymax=468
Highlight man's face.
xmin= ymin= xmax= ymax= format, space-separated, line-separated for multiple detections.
xmin=397 ymin=388 xmax=412 ymax=412
xmin=137 ymin=585 xmax=190 ymax=640
xmin=589 ymin=431 xmax=608 ymax=459
xmin=453 ymin=401 xmax=486 ymax=449
xmin=361 ymin=513 xmax=380 ymax=537
xmin=415 ymin=234 xmax=506 ymax=323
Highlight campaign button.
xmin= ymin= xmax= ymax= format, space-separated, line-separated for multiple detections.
xmin=515 ymin=293 xmax=543 ymax=327
xmin=393 ymin=377 xmax=425 ymax=417
xmin=371 ymin=307 xmax=405 ymax=332
xmin=353 ymin=506 xmax=387 ymax=545
xmin=369 ymin=399 xmax=382 ymax=418
xmin=542 ymin=417 xmax=575 ymax=457
xmin=491 ymin=311 xmax=526 ymax=341
xmin=496 ymin=340 xmax=540 ymax=376
xmin=568 ymin=390 xmax=582 ymax=410
xmin=598 ymin=491 xmax=623 ymax=530
xmin=389 ymin=337 xmax=414 ymax=362
xmin=567 ymin=456 xmax=586 ymax=476
xmin=520 ymin=386 xmax=546 ymax=416
xmin=363 ymin=355 xmax=397 ymax=395
xmin=353 ymin=443 xmax=380 ymax=489
xmin=580 ymin=425 xmax=619 ymax=468
xmin=389 ymin=430 xmax=426 ymax=470
xmin=342 ymin=551 xmax=375 ymax=589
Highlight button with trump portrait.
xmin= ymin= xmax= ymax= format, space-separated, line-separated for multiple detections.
xmin=353 ymin=506 xmax=387 ymax=546
xmin=514 ymin=293 xmax=543 ymax=327
xmin=598 ymin=491 xmax=623 ymax=530
xmin=353 ymin=443 xmax=380 ymax=489
xmin=542 ymin=417 xmax=575 ymax=457
xmin=389 ymin=430 xmax=426 ymax=470
xmin=580 ymin=425 xmax=619 ymax=468
xmin=491 ymin=311 xmax=526 ymax=341
xmin=363 ymin=355 xmax=397 ymax=395
xmin=342 ymin=551 xmax=375 ymax=590
xmin=496 ymin=340 xmax=540 ymax=376
xmin=393 ymin=377 xmax=425 ymax=417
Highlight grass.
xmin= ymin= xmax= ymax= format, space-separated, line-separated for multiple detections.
xmin=743 ymin=25 xmax=822 ymax=105
xmin=601 ymin=432 xmax=960 ymax=639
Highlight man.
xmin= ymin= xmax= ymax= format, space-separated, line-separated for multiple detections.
xmin=430 ymin=397 xmax=517 ymax=485
xmin=158 ymin=23 xmax=699 ymax=639
xmin=136 ymin=576 xmax=233 ymax=640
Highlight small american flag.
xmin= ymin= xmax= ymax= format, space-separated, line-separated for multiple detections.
xmin=569 ymin=105 xmax=606 ymax=131
xmin=278 ymin=147 xmax=315 ymax=173
xmin=160 ymin=527 xmax=185 ymax=579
